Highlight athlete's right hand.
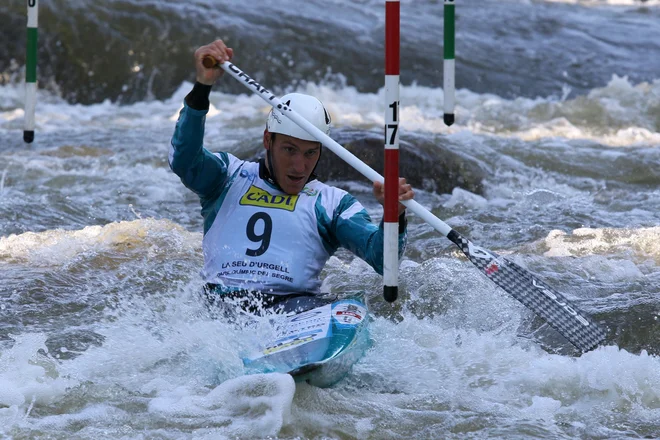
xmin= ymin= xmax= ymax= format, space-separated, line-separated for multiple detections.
xmin=194 ymin=39 xmax=234 ymax=85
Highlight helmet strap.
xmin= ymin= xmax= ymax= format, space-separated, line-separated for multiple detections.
xmin=263 ymin=132 xmax=281 ymax=189
xmin=307 ymin=143 xmax=321 ymax=183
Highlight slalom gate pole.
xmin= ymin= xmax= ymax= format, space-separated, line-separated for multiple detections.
xmin=383 ymin=0 xmax=401 ymax=303
xmin=443 ymin=0 xmax=455 ymax=126
xmin=24 ymin=0 xmax=39 ymax=144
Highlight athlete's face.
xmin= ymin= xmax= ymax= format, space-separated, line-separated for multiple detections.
xmin=264 ymin=132 xmax=321 ymax=195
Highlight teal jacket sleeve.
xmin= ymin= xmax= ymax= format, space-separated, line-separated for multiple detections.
xmin=169 ymin=101 xmax=230 ymax=199
xmin=317 ymin=192 xmax=407 ymax=275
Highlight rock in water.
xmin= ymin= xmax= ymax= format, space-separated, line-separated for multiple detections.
xmin=315 ymin=129 xmax=486 ymax=196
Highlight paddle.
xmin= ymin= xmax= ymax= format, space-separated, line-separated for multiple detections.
xmin=202 ymin=57 xmax=607 ymax=353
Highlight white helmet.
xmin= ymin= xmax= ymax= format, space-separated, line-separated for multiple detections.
xmin=267 ymin=93 xmax=331 ymax=141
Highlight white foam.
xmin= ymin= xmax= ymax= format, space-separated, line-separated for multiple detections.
xmin=354 ymin=314 xmax=660 ymax=420
xmin=0 ymin=218 xmax=201 ymax=265
xmin=0 ymin=334 xmax=73 ymax=429
xmin=3 ymin=74 xmax=659 ymax=148
xmin=543 ymin=227 xmax=660 ymax=264
xmin=148 ymin=373 xmax=295 ymax=438
xmin=442 ymin=187 xmax=489 ymax=210
xmin=0 ymin=255 xmax=657 ymax=437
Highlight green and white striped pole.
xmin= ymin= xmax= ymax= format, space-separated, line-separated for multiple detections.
xmin=24 ymin=0 xmax=38 ymax=144
xmin=443 ymin=0 xmax=455 ymax=126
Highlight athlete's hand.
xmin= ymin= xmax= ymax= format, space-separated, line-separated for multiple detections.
xmin=373 ymin=177 xmax=414 ymax=216
xmin=194 ymin=39 xmax=234 ymax=85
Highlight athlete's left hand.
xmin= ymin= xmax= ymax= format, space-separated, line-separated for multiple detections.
xmin=373 ymin=177 xmax=414 ymax=216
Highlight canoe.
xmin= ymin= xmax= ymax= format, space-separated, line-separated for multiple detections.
xmin=242 ymin=297 xmax=370 ymax=387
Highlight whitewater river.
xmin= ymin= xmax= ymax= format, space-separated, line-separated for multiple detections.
xmin=1 ymin=0 xmax=659 ymax=438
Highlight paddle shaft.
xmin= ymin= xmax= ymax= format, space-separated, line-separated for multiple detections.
xmin=202 ymin=57 xmax=607 ymax=352
xmin=204 ymin=58 xmax=453 ymax=237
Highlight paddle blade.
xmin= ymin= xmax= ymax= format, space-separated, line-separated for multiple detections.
xmin=447 ymin=230 xmax=607 ymax=352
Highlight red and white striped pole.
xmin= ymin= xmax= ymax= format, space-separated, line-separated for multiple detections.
xmin=383 ymin=0 xmax=400 ymax=303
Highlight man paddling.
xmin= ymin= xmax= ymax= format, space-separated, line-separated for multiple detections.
xmin=169 ymin=39 xmax=414 ymax=313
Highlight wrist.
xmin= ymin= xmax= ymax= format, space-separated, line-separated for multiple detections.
xmin=196 ymin=77 xmax=215 ymax=86
xmin=185 ymin=82 xmax=213 ymax=111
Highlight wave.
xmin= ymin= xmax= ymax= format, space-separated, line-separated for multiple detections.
xmin=2 ymin=74 xmax=659 ymax=148
xmin=2 ymin=307 xmax=658 ymax=437
xmin=542 ymin=226 xmax=660 ymax=263
xmin=0 ymin=218 xmax=201 ymax=266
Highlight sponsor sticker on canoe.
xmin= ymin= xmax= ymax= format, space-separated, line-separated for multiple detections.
xmin=332 ymin=302 xmax=366 ymax=325
xmin=261 ymin=304 xmax=332 ymax=355
xmin=263 ymin=335 xmax=315 ymax=355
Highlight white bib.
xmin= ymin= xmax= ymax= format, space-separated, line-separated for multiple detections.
xmin=202 ymin=157 xmax=331 ymax=294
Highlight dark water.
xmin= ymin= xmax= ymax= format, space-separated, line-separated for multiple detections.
xmin=2 ymin=0 xmax=660 ymax=104
xmin=1 ymin=0 xmax=659 ymax=438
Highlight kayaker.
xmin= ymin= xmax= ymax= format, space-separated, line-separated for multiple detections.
xmin=169 ymin=39 xmax=415 ymax=313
